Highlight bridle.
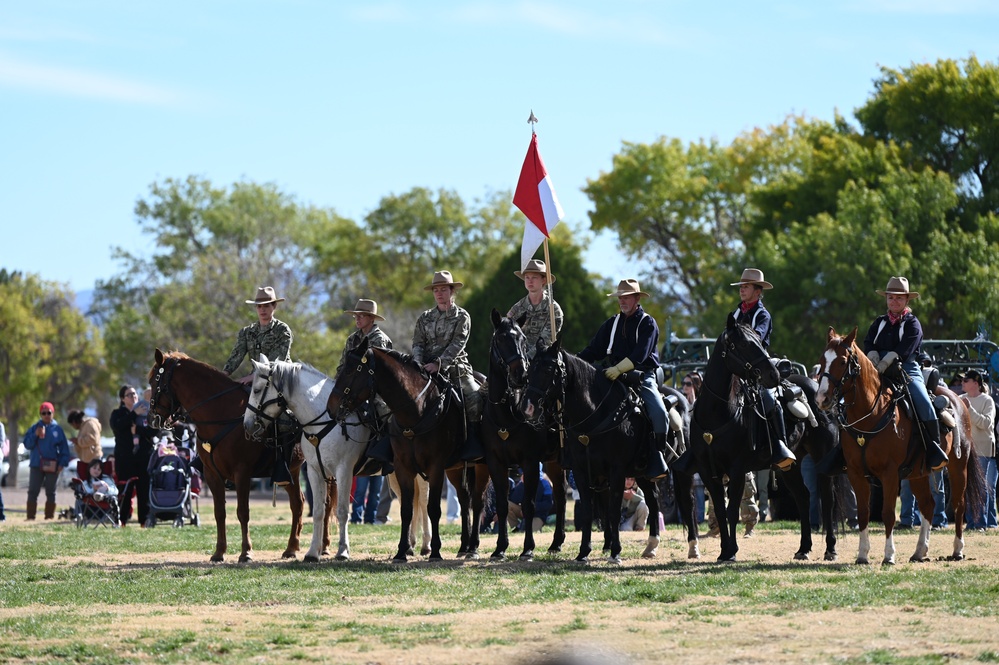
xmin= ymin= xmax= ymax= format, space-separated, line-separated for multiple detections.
xmin=819 ymin=342 xmax=862 ymax=406
xmin=820 ymin=340 xmax=894 ymax=436
xmin=149 ymin=357 xmax=184 ymax=429
xmin=490 ymin=324 xmax=530 ymax=392
xmin=243 ymin=364 xmax=289 ymax=439
xmin=330 ymin=347 xmax=376 ymax=420
xmin=521 ymin=347 xmax=565 ymax=430
xmin=718 ymin=324 xmax=773 ymax=383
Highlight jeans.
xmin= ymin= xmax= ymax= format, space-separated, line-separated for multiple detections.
xmin=638 ymin=370 xmax=668 ymax=434
xmin=446 ymin=477 xmax=459 ymax=522
xmin=351 ymin=476 xmax=383 ymax=524
xmin=967 ymin=456 xmax=998 ymax=529
xmin=901 ymin=359 xmax=935 ymax=422
xmin=800 ymin=454 xmax=821 ymax=529
xmin=900 ymin=472 xmax=947 ymax=526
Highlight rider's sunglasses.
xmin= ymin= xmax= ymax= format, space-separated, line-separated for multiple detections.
xmin=682 ymin=381 xmax=694 ymax=387
xmin=40 ymin=411 xmax=52 ymax=415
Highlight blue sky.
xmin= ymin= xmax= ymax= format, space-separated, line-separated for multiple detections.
xmin=2 ymin=1 xmax=996 ymax=294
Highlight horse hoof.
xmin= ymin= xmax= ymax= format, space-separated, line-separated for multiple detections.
xmin=466 ymin=552 xmax=480 ymax=560
xmin=210 ymin=555 xmax=224 ymax=563
xmin=881 ymin=559 xmax=896 ymax=566
xmin=281 ymin=551 xmax=296 ymax=559
xmin=519 ymin=551 xmax=534 ymax=561
xmin=793 ymin=552 xmax=809 ymax=561
xmin=824 ymin=551 xmax=838 ymax=562
xmin=855 ymin=558 xmax=869 ymax=565
xmin=391 ymin=557 xmax=409 ymax=564
xmin=304 ymin=555 xmax=321 ymax=563
xmin=607 ymin=555 xmax=622 ymax=565
xmin=420 ymin=548 xmax=431 ymax=556
xmin=335 ymin=553 xmax=349 ymax=561
xmin=547 ymin=546 xmax=562 ymax=554
xmin=908 ymin=555 xmax=929 ymax=563
xmin=716 ymin=555 xmax=736 ymax=563
xmin=947 ymin=553 xmax=966 ymax=561
xmin=405 ymin=548 xmax=415 ymax=557
xmin=321 ymin=549 xmax=331 ymax=557
xmin=575 ymin=555 xmax=589 ymax=564
xmin=238 ymin=555 xmax=251 ymax=563
xmin=490 ymin=551 xmax=506 ymax=560
xmin=429 ymin=553 xmax=443 ymax=561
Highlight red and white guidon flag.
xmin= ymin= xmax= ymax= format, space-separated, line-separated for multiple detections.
xmin=513 ymin=133 xmax=564 ymax=270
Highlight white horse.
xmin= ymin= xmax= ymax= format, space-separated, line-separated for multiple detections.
xmin=244 ymin=355 xmax=432 ymax=561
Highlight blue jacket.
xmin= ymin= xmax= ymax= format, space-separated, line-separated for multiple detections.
xmin=23 ymin=419 xmax=71 ymax=469
xmin=577 ymin=305 xmax=660 ymax=371
xmin=733 ymin=300 xmax=772 ymax=350
xmin=863 ymin=312 xmax=923 ymax=363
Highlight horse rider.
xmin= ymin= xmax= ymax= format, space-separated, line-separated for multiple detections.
xmin=222 ymin=286 xmax=295 ymax=486
xmin=818 ymin=277 xmax=949 ymax=477
xmin=729 ymin=268 xmax=796 ymax=471
xmin=337 ymin=299 xmax=394 ymax=474
xmin=506 ymin=259 xmax=564 ymax=359
xmin=865 ymin=277 xmax=948 ymax=473
xmin=576 ymin=278 xmax=670 ymax=480
xmin=412 ymin=270 xmax=483 ymax=460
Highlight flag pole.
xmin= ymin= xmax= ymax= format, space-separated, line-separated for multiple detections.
xmin=542 ymin=238 xmax=557 ymax=338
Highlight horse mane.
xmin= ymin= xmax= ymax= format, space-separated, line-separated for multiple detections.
xmin=150 ymin=350 xmax=233 ymax=385
xmin=373 ymin=347 xmax=429 ymax=378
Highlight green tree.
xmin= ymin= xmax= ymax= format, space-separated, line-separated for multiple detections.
xmin=463 ymin=237 xmax=609 ymax=372
xmin=855 ymin=56 xmax=999 ymax=220
xmin=0 ymin=270 xmax=105 ymax=486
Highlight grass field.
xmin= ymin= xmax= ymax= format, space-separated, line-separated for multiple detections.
xmin=1 ymin=496 xmax=998 ymax=665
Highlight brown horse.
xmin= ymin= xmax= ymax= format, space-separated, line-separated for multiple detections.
xmin=814 ymin=328 xmax=986 ymax=564
xmin=149 ymin=349 xmax=324 ymax=562
xmin=328 ymin=338 xmax=469 ymax=562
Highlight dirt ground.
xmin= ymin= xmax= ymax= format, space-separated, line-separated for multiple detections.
xmin=4 ymin=486 xmax=998 ymax=664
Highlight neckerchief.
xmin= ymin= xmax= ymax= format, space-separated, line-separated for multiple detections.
xmin=740 ymin=299 xmax=759 ymax=314
xmin=887 ymin=307 xmax=911 ymax=326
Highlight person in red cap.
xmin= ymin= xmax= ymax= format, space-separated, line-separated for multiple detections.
xmin=22 ymin=401 xmax=71 ymax=520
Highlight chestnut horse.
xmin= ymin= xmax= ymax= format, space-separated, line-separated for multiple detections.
xmin=815 ymin=327 xmax=986 ymax=564
xmin=149 ymin=349 xmax=318 ymax=562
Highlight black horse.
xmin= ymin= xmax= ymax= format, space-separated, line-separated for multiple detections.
xmin=688 ymin=313 xmax=782 ymax=562
xmin=660 ymin=384 xmax=702 ymax=559
xmin=482 ymin=310 xmax=567 ymax=560
xmin=519 ymin=338 xmax=663 ymax=563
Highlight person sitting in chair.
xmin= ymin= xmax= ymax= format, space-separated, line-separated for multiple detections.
xmin=82 ymin=457 xmax=120 ymax=504
xmin=576 ymin=278 xmax=669 ymax=480
xmin=729 ymin=268 xmax=796 ymax=471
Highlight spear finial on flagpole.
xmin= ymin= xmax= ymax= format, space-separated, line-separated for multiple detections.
xmin=527 ymin=110 xmax=538 ymax=134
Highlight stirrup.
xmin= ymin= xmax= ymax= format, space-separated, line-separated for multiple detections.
xmin=771 ymin=440 xmax=796 ymax=471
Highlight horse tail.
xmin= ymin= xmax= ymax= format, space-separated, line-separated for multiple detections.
xmin=938 ymin=386 xmax=988 ymax=523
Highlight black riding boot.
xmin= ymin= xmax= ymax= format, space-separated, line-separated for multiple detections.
xmin=671 ymin=448 xmax=695 ymax=475
xmin=922 ymin=419 xmax=948 ymax=472
xmin=357 ymin=435 xmax=394 ymax=476
xmin=643 ymin=433 xmax=669 ymax=480
xmin=271 ymin=443 xmax=293 ymax=487
xmin=815 ymin=444 xmax=847 ymax=476
xmin=460 ymin=422 xmax=484 ymax=462
xmin=767 ymin=403 xmax=796 ymax=471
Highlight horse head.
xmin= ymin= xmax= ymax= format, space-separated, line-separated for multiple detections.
xmin=328 ymin=336 xmax=375 ymax=420
xmin=519 ymin=337 xmax=564 ymax=426
xmin=719 ymin=313 xmax=780 ymax=388
xmin=244 ymin=354 xmax=288 ymax=440
xmin=489 ymin=308 xmax=530 ymax=391
xmin=815 ymin=326 xmax=863 ymax=412
xmin=149 ymin=348 xmax=184 ymax=429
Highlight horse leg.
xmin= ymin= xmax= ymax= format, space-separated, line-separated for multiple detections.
xmin=720 ymin=474 xmax=744 ymax=563
xmin=205 ymin=467 xmax=228 ymax=562
xmin=302 ymin=451 xmax=330 ymax=561
xmin=909 ymin=475 xmax=934 ymax=563
xmin=703 ymin=475 xmax=728 ymax=561
xmin=427 ymin=472 xmax=445 ymax=560
xmin=281 ymin=450 xmax=306 ymax=559
xmin=947 ymin=455 xmax=969 ymax=561
xmin=393 ymin=471 xmax=416 ymax=562
xmin=333 ymin=463 xmax=355 ymax=561
xmin=235 ymin=478 xmax=253 ymax=563
xmin=673 ymin=472 xmax=700 ymax=559
xmin=468 ymin=463 xmax=487 ymax=558
xmin=605 ymin=472 xmax=626 ymax=564
xmin=574 ymin=470 xmax=594 ymax=563
xmin=322 ymin=477 xmax=335 ymax=556
xmin=635 ymin=477 xmax=660 ymax=559
xmin=879 ymin=472 xmax=901 ymax=566
xmin=490 ymin=460 xmax=511 ymax=559
xmin=445 ymin=467 xmax=469 ymax=556
xmin=545 ymin=462 xmax=567 ymax=554
xmin=417 ymin=475 xmax=432 ymax=555
xmin=779 ymin=465 xmax=814 ymax=560
xmin=519 ymin=464 xmax=541 ymax=561
xmin=847 ymin=468 xmax=872 ymax=565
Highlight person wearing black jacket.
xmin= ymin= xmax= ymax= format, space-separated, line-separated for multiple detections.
xmin=109 ymin=385 xmax=156 ymax=526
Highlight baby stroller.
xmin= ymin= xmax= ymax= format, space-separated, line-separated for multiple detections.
xmin=145 ymin=440 xmax=199 ymax=528
xmin=71 ymin=458 xmax=135 ymax=529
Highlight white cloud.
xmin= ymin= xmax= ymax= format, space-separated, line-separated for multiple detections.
xmin=0 ymin=53 xmax=184 ymax=106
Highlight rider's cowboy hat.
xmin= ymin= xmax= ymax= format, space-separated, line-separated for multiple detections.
xmin=730 ymin=268 xmax=773 ymax=290
xmin=423 ymin=270 xmax=464 ymax=291
xmin=343 ymin=298 xmax=385 ymax=321
xmin=606 ymin=278 xmax=650 ymax=298
xmin=876 ymin=276 xmax=920 ymax=299
xmin=514 ymin=259 xmax=556 ymax=284
xmin=245 ymin=286 xmax=285 ymax=305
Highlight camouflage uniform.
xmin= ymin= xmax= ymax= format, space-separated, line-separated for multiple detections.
xmin=507 ymin=293 xmax=564 ymax=359
xmin=412 ymin=304 xmax=482 ymax=421
xmin=222 ymin=318 xmax=293 ymax=376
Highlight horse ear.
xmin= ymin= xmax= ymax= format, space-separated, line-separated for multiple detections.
xmin=726 ymin=311 xmax=737 ymax=329
xmin=257 ymin=353 xmax=269 ymax=364
xmin=155 ymin=348 xmax=164 ymax=364
xmin=491 ymin=308 xmax=502 ymax=328
xmin=827 ymin=326 xmax=836 ymax=342
xmin=551 ymin=337 xmax=562 ymax=353
xmin=844 ymin=327 xmax=858 ymax=347
xmin=358 ymin=336 xmax=370 ymax=352
xmin=516 ymin=313 xmax=528 ymax=328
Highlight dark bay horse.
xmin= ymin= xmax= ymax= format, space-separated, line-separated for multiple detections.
xmin=687 ymin=314 xmax=781 ymax=563
xmin=482 ymin=310 xmax=566 ymax=560
xmin=660 ymin=384 xmax=701 ymax=559
xmin=328 ymin=338 xmax=471 ymax=562
xmin=149 ymin=349 xmax=314 ymax=563
xmin=519 ymin=338 xmax=663 ymax=563
xmin=815 ymin=327 xmax=986 ymax=564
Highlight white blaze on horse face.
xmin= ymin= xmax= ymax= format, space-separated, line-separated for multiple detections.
xmin=816 ymin=348 xmax=837 ymax=407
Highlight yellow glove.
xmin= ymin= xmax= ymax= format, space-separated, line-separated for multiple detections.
xmin=604 ymin=357 xmax=635 ymax=381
